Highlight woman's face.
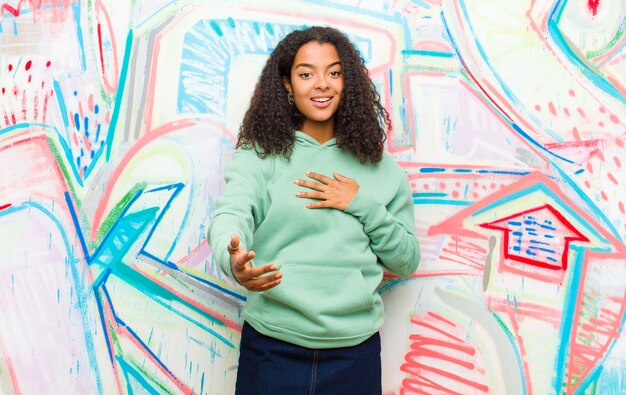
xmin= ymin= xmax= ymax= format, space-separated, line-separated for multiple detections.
xmin=284 ymin=42 xmax=343 ymax=136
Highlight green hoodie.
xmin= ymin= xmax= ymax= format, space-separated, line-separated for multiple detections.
xmin=208 ymin=131 xmax=420 ymax=348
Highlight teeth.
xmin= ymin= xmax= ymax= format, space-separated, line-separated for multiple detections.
xmin=311 ymin=97 xmax=331 ymax=102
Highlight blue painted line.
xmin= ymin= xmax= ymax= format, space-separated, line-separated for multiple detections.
xmin=420 ymin=167 xmax=446 ymax=173
xmin=187 ymin=272 xmax=246 ymax=302
xmin=53 ymin=80 xmax=69 ymax=127
xmin=401 ymin=49 xmax=455 ymax=58
xmin=94 ymin=288 xmax=115 ymax=364
xmin=106 ymin=30 xmax=133 ymax=160
xmin=139 ymin=183 xmax=184 ymax=254
xmin=116 ymin=357 xmax=161 ymax=395
xmin=553 ymin=246 xmax=584 ymax=391
xmin=71 ymin=2 xmax=87 ymax=71
xmin=64 ymin=191 xmax=90 ymax=261
xmin=554 ymin=165 xmax=621 ymax=242
xmin=413 ymin=198 xmax=473 ymax=206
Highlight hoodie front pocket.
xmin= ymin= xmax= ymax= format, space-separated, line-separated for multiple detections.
xmin=262 ymin=264 xmax=374 ymax=338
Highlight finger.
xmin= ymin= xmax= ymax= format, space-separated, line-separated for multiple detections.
xmin=295 ymin=191 xmax=326 ymax=200
xmin=294 ymin=179 xmax=327 ymax=191
xmin=247 ymin=263 xmax=280 ymax=278
xmin=306 ymin=200 xmax=332 ymax=209
xmin=232 ymin=250 xmax=255 ymax=270
xmin=306 ymin=171 xmax=334 ymax=184
xmin=333 ymin=172 xmax=352 ymax=182
xmin=255 ymin=278 xmax=282 ymax=292
xmin=246 ymin=272 xmax=283 ymax=290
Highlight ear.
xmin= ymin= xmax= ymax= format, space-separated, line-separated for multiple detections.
xmin=283 ymin=77 xmax=292 ymax=95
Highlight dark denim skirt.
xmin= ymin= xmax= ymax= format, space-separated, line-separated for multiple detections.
xmin=235 ymin=321 xmax=382 ymax=395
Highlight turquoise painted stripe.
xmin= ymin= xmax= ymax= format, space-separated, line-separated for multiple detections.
xmin=401 ymin=49 xmax=455 ymax=58
xmin=105 ymin=30 xmax=133 ymax=160
xmin=413 ymin=198 xmax=473 ymax=206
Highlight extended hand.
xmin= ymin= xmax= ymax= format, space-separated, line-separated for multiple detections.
xmin=227 ymin=235 xmax=282 ymax=292
xmin=295 ymin=171 xmax=359 ymax=211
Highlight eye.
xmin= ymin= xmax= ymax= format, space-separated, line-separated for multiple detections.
xmin=329 ymin=70 xmax=342 ymax=78
xmin=299 ymin=72 xmax=312 ymax=78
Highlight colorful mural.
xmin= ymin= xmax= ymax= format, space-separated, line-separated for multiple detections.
xmin=0 ymin=0 xmax=625 ymax=394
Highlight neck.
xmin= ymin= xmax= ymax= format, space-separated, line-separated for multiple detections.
xmin=300 ymin=119 xmax=334 ymax=144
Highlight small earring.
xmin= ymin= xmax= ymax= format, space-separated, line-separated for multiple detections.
xmin=287 ymin=92 xmax=294 ymax=105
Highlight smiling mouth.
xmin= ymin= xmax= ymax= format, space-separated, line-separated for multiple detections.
xmin=311 ymin=97 xmax=332 ymax=103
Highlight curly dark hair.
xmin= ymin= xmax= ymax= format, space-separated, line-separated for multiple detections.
xmin=237 ymin=26 xmax=390 ymax=163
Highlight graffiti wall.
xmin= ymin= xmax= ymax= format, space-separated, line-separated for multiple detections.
xmin=1 ymin=0 xmax=625 ymax=393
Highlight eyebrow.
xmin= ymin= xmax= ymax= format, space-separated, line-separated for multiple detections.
xmin=294 ymin=61 xmax=342 ymax=69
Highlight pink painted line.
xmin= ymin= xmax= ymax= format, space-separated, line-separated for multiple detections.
xmin=0 ymin=332 xmax=21 ymax=394
xmin=411 ymin=319 xmax=464 ymax=343
xmin=580 ymin=323 xmax=620 ymax=338
xmin=407 ymin=334 xmax=476 ymax=355
xmin=402 ymin=359 xmax=488 ymax=392
xmin=497 ymin=257 xmax=566 ymax=284
xmin=405 ymin=348 xmax=475 ymax=372
xmin=606 ymin=75 xmax=626 ymax=99
xmin=78 ymin=99 xmax=84 ymax=120
xmin=42 ymin=90 xmax=51 ymax=124
xmin=20 ymin=90 xmax=26 ymax=120
xmin=81 ymin=132 xmax=92 ymax=152
xmin=95 ymin=0 xmax=119 ymax=94
xmin=411 ymin=40 xmax=454 ymax=53
xmin=439 ymin=254 xmax=484 ymax=271
xmin=402 ymin=376 xmax=465 ymax=395
xmin=442 ymin=247 xmax=486 ymax=264
xmin=428 ymin=312 xmax=458 ymax=328
xmin=176 ymin=239 xmax=207 ymax=265
xmin=486 ymin=296 xmax=561 ymax=326
xmin=544 ymin=139 xmax=600 ymax=149
xmin=33 ymin=90 xmax=39 ymax=120
xmin=96 ymin=288 xmax=127 ymax=394
xmin=383 ymin=270 xmax=481 ymax=279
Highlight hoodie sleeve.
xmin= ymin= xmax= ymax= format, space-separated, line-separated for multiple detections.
xmin=344 ymin=174 xmax=420 ymax=277
xmin=207 ymin=148 xmax=264 ymax=280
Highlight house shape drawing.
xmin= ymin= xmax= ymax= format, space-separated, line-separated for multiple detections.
xmin=479 ymin=203 xmax=589 ymax=272
xmin=429 ymin=170 xmax=626 ymax=394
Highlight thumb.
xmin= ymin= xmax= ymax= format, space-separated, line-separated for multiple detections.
xmin=228 ymin=234 xmax=240 ymax=253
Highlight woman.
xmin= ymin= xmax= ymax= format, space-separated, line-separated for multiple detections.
xmin=208 ymin=26 xmax=420 ymax=395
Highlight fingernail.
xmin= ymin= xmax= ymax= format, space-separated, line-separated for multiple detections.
xmin=270 ymin=265 xmax=277 ymax=270
xmin=275 ymin=273 xmax=282 ymax=279
xmin=295 ymin=192 xmax=302 ymax=197
xmin=306 ymin=203 xmax=312 ymax=208
xmin=294 ymin=179 xmax=301 ymax=184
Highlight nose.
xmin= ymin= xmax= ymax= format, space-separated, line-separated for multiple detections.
xmin=315 ymin=75 xmax=329 ymax=90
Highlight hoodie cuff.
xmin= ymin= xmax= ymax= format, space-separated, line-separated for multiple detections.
xmin=345 ymin=189 xmax=385 ymax=229
xmin=218 ymin=239 xmax=243 ymax=285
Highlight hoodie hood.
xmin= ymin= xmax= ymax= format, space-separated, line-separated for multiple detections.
xmin=295 ymin=131 xmax=338 ymax=149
